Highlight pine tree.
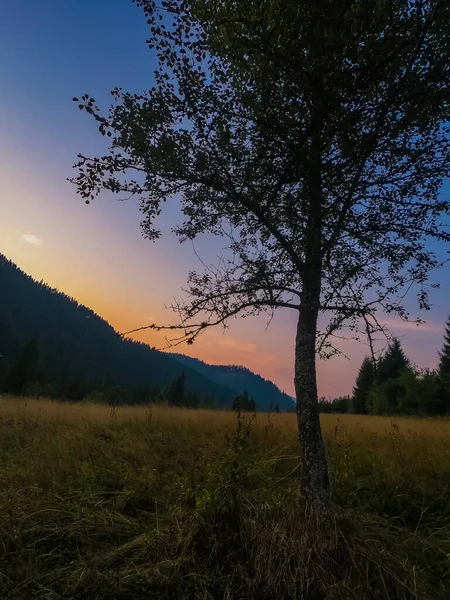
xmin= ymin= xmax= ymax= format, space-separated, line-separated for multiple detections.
xmin=166 ymin=372 xmax=186 ymax=407
xmin=368 ymin=338 xmax=411 ymax=415
xmin=4 ymin=337 xmax=38 ymax=395
xmin=438 ymin=316 xmax=450 ymax=377
xmin=232 ymin=391 xmax=256 ymax=412
xmin=352 ymin=357 xmax=376 ymax=414
xmin=377 ymin=339 xmax=410 ymax=383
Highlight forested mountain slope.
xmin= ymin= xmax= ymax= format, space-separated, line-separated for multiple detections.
xmin=170 ymin=353 xmax=294 ymax=411
xmin=0 ymin=254 xmax=236 ymax=404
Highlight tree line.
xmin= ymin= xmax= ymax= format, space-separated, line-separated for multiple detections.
xmin=1 ymin=337 xmax=261 ymax=411
xmin=319 ymin=318 xmax=450 ymax=417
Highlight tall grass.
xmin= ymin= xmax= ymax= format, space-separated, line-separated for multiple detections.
xmin=0 ymin=396 xmax=449 ymax=599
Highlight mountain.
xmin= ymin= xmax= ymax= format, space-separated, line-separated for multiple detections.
xmin=170 ymin=353 xmax=295 ymax=411
xmin=0 ymin=254 xmax=236 ymax=405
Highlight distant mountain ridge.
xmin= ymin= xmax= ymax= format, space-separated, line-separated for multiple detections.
xmin=170 ymin=353 xmax=295 ymax=411
xmin=0 ymin=253 xmax=293 ymax=410
xmin=0 ymin=254 xmax=235 ymax=404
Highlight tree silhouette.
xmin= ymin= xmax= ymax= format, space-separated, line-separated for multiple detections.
xmin=366 ymin=339 xmax=411 ymax=414
xmin=72 ymin=0 xmax=450 ymax=514
xmin=438 ymin=316 xmax=450 ymax=377
xmin=166 ymin=372 xmax=186 ymax=407
xmin=352 ymin=357 xmax=376 ymax=415
xmin=377 ymin=339 xmax=410 ymax=384
xmin=232 ymin=391 xmax=256 ymax=412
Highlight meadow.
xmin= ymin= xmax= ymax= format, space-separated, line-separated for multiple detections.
xmin=0 ymin=396 xmax=449 ymax=599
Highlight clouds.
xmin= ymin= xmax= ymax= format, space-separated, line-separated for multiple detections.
xmin=218 ymin=335 xmax=256 ymax=354
xmin=21 ymin=234 xmax=44 ymax=247
xmin=381 ymin=317 xmax=443 ymax=334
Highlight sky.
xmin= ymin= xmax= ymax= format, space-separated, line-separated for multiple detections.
xmin=1 ymin=0 xmax=449 ymax=398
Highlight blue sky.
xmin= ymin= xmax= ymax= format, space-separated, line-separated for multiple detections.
xmin=1 ymin=0 xmax=449 ymax=397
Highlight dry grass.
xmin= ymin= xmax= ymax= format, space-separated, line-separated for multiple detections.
xmin=0 ymin=395 xmax=449 ymax=599
xmin=3 ymin=395 xmax=449 ymax=435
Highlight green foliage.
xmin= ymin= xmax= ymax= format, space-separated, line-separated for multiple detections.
xmin=352 ymin=357 xmax=376 ymax=414
xmin=367 ymin=368 xmax=450 ymax=417
xmin=356 ymin=339 xmax=450 ymax=417
xmin=404 ymin=370 xmax=450 ymax=416
xmin=232 ymin=390 xmax=256 ymax=412
xmin=318 ymin=396 xmax=352 ymax=414
xmin=82 ymin=390 xmax=105 ymax=404
xmin=439 ymin=315 xmax=450 ymax=377
xmin=367 ymin=369 xmax=411 ymax=415
xmin=377 ymin=338 xmax=410 ymax=384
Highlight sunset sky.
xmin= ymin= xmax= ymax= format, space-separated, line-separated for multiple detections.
xmin=1 ymin=0 xmax=449 ymax=398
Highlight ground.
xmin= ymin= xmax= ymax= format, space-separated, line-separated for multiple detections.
xmin=0 ymin=396 xmax=449 ymax=599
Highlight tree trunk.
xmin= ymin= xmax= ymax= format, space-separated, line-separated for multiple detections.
xmin=294 ymin=279 xmax=330 ymax=515
xmin=294 ymin=84 xmax=330 ymax=514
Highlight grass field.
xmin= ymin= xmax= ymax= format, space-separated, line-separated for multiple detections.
xmin=0 ymin=396 xmax=449 ymax=599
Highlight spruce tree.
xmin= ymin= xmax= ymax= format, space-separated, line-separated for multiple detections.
xmin=377 ymin=339 xmax=410 ymax=383
xmin=166 ymin=372 xmax=186 ymax=407
xmin=352 ymin=357 xmax=376 ymax=414
xmin=438 ymin=316 xmax=450 ymax=377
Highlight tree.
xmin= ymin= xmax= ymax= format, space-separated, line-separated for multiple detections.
xmin=402 ymin=369 xmax=449 ymax=416
xmin=4 ymin=337 xmax=39 ymax=396
xmin=377 ymin=338 xmax=410 ymax=384
xmin=72 ymin=0 xmax=450 ymax=513
xmin=352 ymin=357 xmax=376 ymax=414
xmin=366 ymin=339 xmax=411 ymax=413
xmin=232 ymin=390 xmax=256 ymax=412
xmin=166 ymin=372 xmax=186 ymax=407
xmin=438 ymin=316 xmax=450 ymax=377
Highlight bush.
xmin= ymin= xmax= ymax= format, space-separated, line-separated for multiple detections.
xmin=318 ymin=396 xmax=352 ymax=414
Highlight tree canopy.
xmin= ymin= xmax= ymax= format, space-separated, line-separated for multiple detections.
xmin=377 ymin=338 xmax=411 ymax=383
xmin=73 ymin=0 xmax=450 ymax=349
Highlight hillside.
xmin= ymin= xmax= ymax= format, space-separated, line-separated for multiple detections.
xmin=0 ymin=254 xmax=236 ymax=404
xmin=170 ymin=353 xmax=295 ymax=411
xmin=0 ymin=254 xmax=294 ymax=409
